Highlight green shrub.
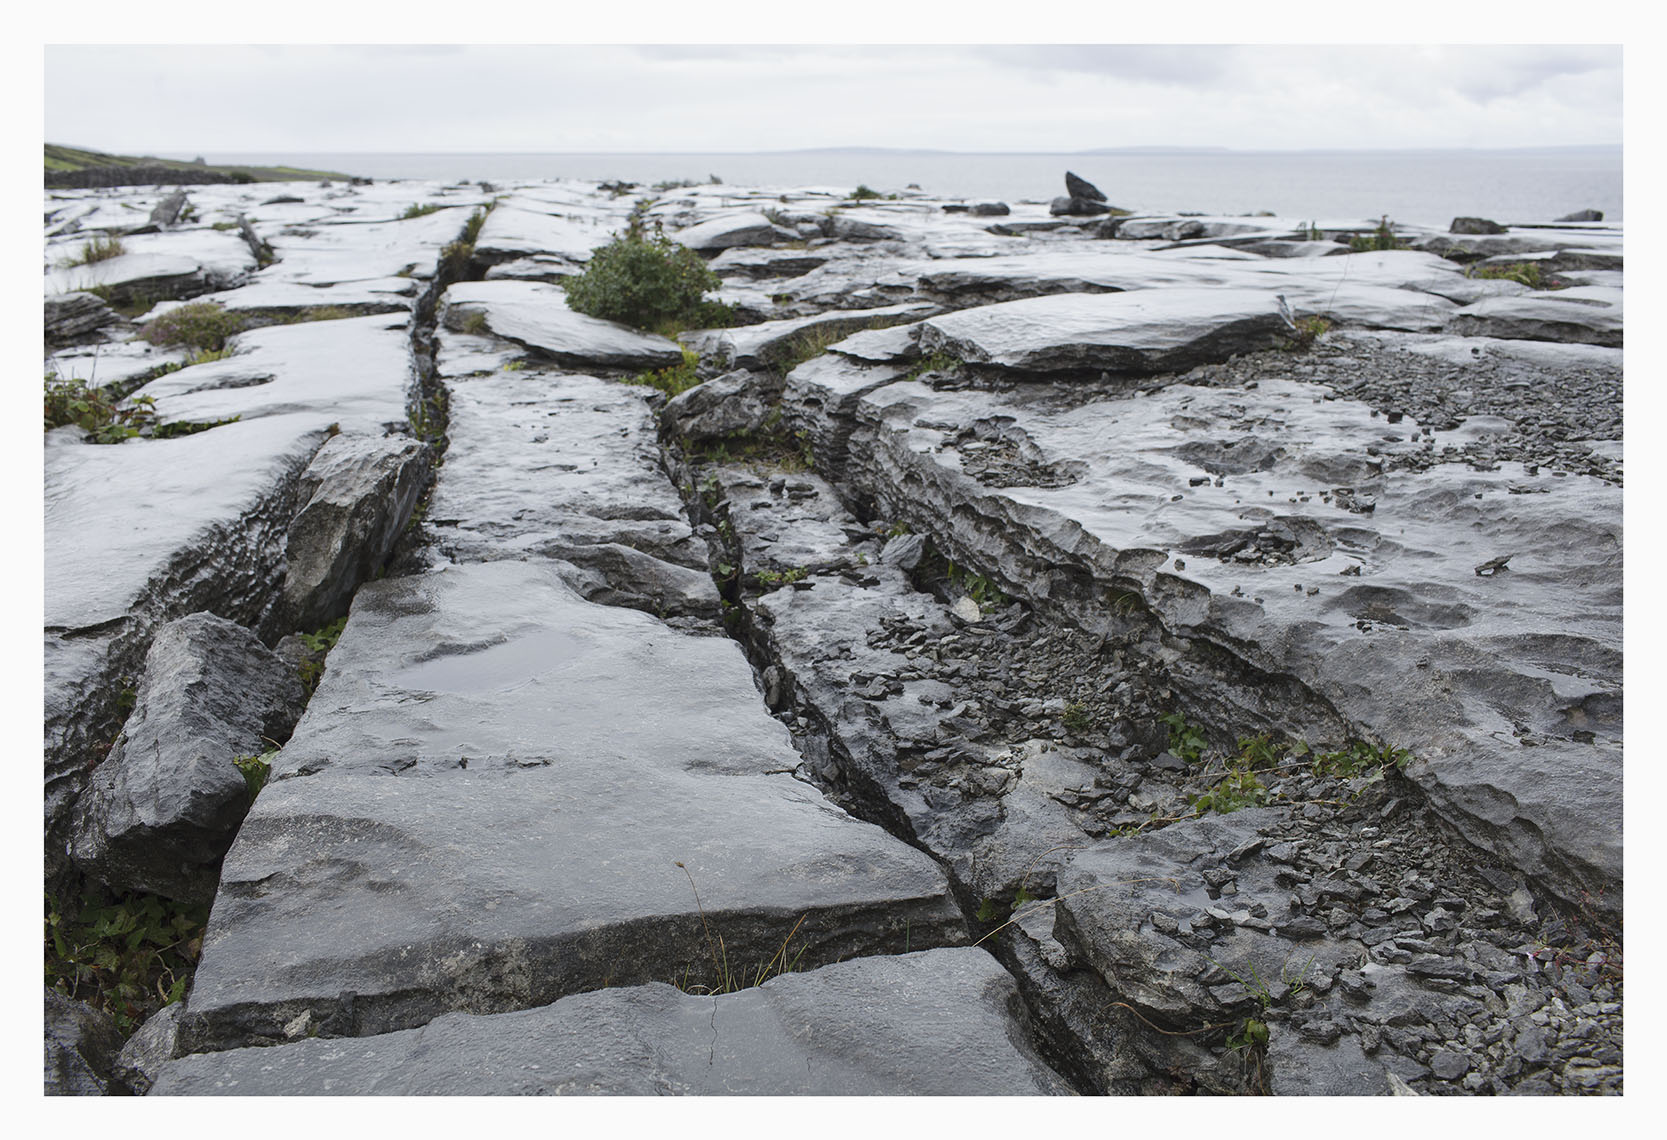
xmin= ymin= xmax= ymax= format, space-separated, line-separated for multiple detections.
xmin=139 ymin=302 xmax=245 ymax=353
xmin=400 ymin=202 xmax=442 ymax=219
xmin=850 ymin=185 xmax=882 ymax=201
xmin=565 ymin=222 xmax=721 ymax=332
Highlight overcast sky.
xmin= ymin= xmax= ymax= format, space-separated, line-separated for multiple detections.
xmin=44 ymin=42 xmax=1621 ymax=155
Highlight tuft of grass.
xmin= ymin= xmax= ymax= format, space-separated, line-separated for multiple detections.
xmin=1471 ymin=262 xmax=1551 ymax=289
xmin=672 ymin=861 xmax=807 ymax=995
xmin=690 ymin=414 xmax=816 ymax=475
xmin=459 ymin=310 xmax=490 ymax=336
xmin=850 ymin=184 xmax=882 ymax=201
xmin=57 ymin=235 xmax=126 ymax=268
xmin=460 ymin=204 xmax=491 ymax=245
xmin=139 ymin=302 xmax=245 ymax=353
xmin=400 ymin=202 xmax=443 ymax=220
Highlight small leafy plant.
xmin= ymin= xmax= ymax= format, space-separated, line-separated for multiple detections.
xmin=232 ymin=749 xmax=277 ymax=805
xmin=755 ymin=566 xmax=809 ymax=588
xmin=1285 ymin=315 xmax=1330 ymax=350
xmin=1189 ymin=767 xmax=1270 ymax=815
xmin=45 ymin=886 xmax=208 ymax=1034
xmin=1062 ymin=703 xmax=1095 ymax=733
xmin=905 ymin=351 xmax=963 ymax=382
xmin=1160 ymin=712 xmax=1208 ymax=763
xmin=400 ymin=202 xmax=443 ymax=219
xmin=296 ymin=616 xmax=348 ymax=694
xmin=623 ymin=347 xmax=702 ymax=397
xmin=850 ymin=185 xmax=882 ymax=201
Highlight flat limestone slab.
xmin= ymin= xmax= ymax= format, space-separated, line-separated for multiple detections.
xmin=138 ymin=314 xmax=416 ymax=436
xmin=440 ymin=281 xmax=683 ymax=370
xmin=155 ymin=949 xmax=1067 ymax=1095
xmin=273 ymin=560 xmax=785 ymax=779
xmin=45 ymin=414 xmax=329 ymax=632
xmin=916 ymin=288 xmax=1294 ymax=374
xmin=182 ymin=563 xmax=966 ymax=1048
xmin=679 ymin=301 xmax=935 ymax=370
xmin=1449 ymin=287 xmax=1623 ymax=347
xmin=473 ymin=202 xmax=614 ymax=263
xmin=428 ymin=370 xmax=713 ymax=616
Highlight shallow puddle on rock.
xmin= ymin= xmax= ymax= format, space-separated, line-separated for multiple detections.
xmin=392 ymin=628 xmax=591 ymax=694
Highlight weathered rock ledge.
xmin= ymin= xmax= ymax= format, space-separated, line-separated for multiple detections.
xmin=45 ymin=173 xmax=1621 ymax=1096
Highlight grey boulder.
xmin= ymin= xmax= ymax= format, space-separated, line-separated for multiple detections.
xmin=45 ymin=292 xmax=119 ymax=345
xmin=1555 ymin=209 xmax=1603 ymax=223
xmin=1450 ymin=216 xmax=1507 ymax=235
xmin=1065 ymin=171 xmax=1108 ymax=202
xmin=1050 ymin=196 xmax=1111 ymax=217
xmin=112 ymin=1003 xmax=184 ymax=1096
xmin=279 ymin=433 xmax=433 ymax=631
xmin=68 ymin=612 xmax=305 ymax=903
xmin=661 ymin=369 xmax=778 ymax=442
xmin=45 ymin=989 xmax=124 ymax=1096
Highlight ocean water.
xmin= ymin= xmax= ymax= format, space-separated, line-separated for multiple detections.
xmin=176 ymin=149 xmax=1622 ymax=229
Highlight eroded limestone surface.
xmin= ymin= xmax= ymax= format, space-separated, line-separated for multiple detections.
xmin=46 ymin=173 xmax=1621 ymax=1097
xmin=156 ymin=949 xmax=1067 ymax=1095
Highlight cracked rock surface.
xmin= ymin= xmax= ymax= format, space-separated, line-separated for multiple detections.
xmin=46 ymin=174 xmax=1619 ymax=1096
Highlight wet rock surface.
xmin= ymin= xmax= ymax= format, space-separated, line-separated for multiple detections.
xmin=68 ymin=613 xmax=305 ymax=904
xmin=155 ymin=949 xmax=1067 ymax=1095
xmin=45 ymin=989 xmax=127 ymax=1096
xmin=44 ymin=175 xmax=1619 ymax=1095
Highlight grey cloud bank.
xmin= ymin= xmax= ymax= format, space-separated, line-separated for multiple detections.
xmin=46 ymin=44 xmax=1620 ymax=154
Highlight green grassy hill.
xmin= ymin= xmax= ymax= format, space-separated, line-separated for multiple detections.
xmin=46 ymin=143 xmax=358 ymax=186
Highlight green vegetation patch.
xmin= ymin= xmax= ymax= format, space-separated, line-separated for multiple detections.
xmin=56 ymin=235 xmax=126 ymax=268
xmin=1470 ymin=261 xmax=1559 ymax=289
xmin=565 ymin=220 xmax=723 ymax=333
xmin=139 ymin=301 xmax=245 ymax=353
xmin=623 ymin=348 xmax=703 ymax=398
xmin=46 ymin=885 xmax=209 ymax=1034
xmin=45 ymin=142 xmax=356 ymax=184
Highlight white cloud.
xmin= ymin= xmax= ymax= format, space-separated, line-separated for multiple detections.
xmin=44 ymin=43 xmax=1621 ymax=154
